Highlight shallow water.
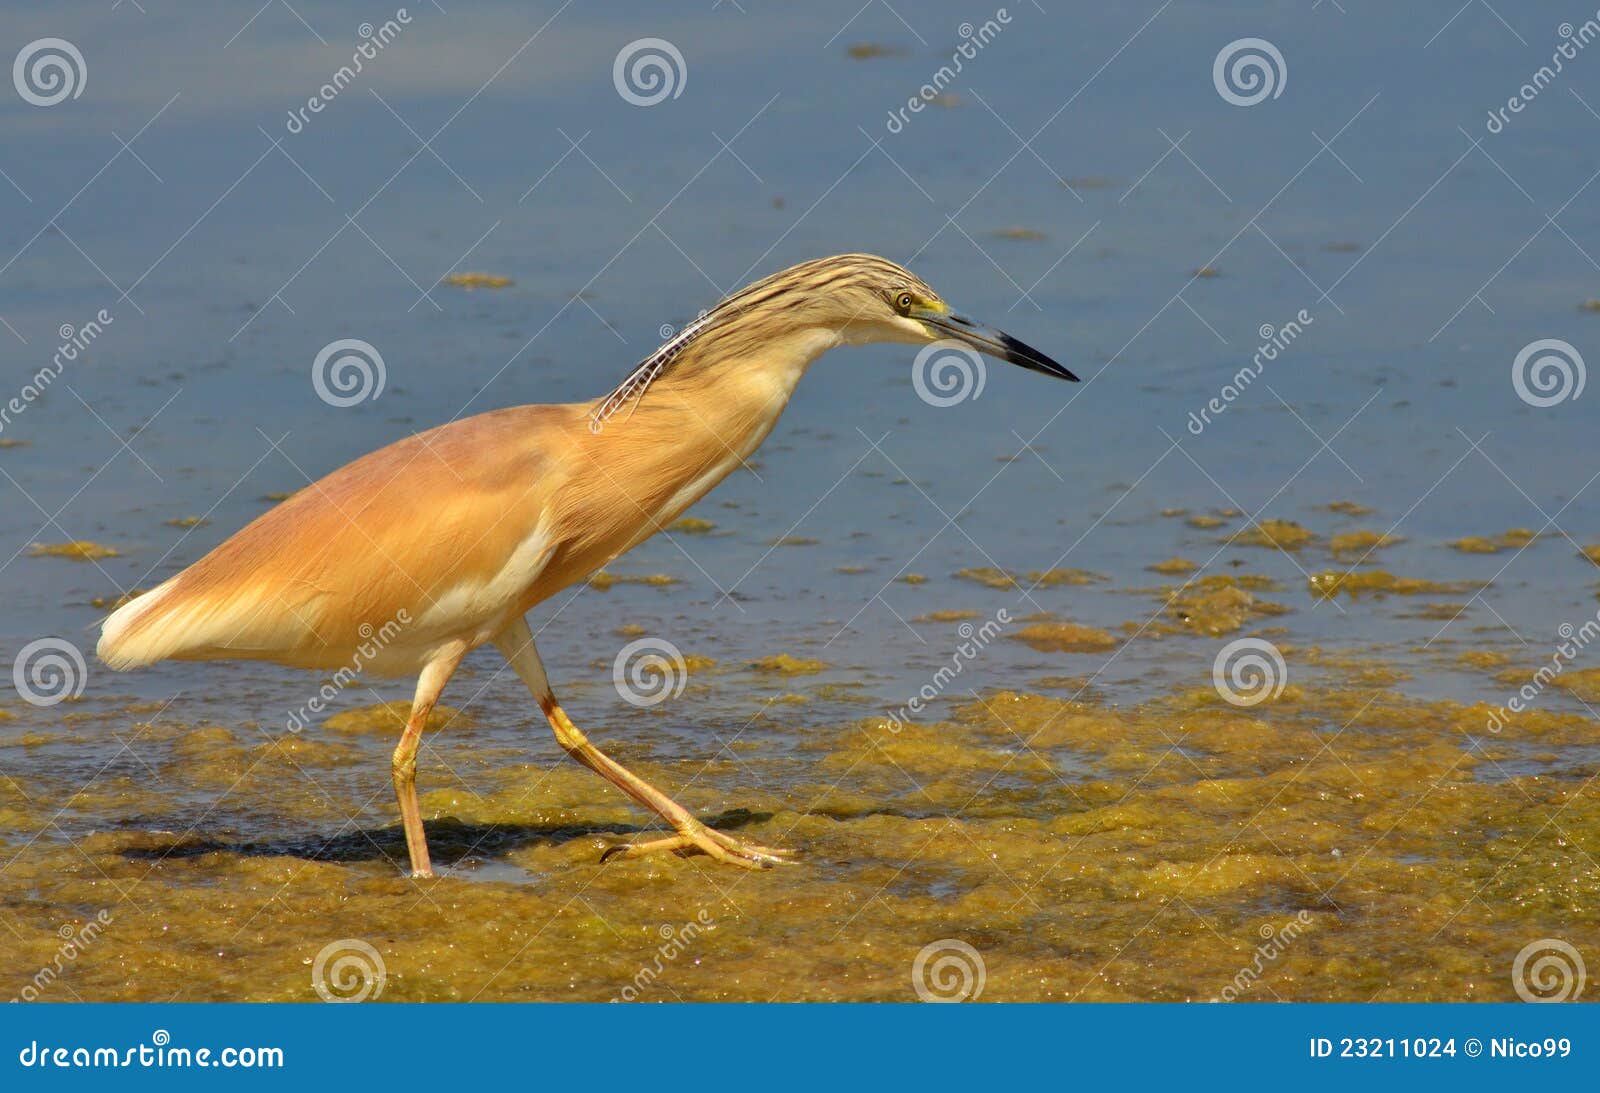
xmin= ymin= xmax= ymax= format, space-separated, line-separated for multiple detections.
xmin=2 ymin=1 xmax=1597 ymax=1001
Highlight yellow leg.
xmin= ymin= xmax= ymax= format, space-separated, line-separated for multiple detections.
xmin=391 ymin=643 xmax=466 ymax=879
xmin=492 ymin=620 xmax=795 ymax=868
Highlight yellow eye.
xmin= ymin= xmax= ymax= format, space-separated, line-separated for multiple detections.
xmin=895 ymin=291 xmax=914 ymax=312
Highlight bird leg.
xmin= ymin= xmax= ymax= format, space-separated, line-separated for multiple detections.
xmin=492 ymin=620 xmax=795 ymax=868
xmin=546 ymin=702 xmax=795 ymax=867
xmin=390 ymin=643 xmax=465 ymax=879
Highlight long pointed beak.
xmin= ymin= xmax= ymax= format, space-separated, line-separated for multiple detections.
xmin=917 ymin=309 xmax=1078 ymax=382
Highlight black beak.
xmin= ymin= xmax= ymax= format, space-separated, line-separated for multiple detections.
xmin=918 ymin=311 xmax=1078 ymax=382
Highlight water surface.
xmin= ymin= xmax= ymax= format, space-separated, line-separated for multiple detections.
xmin=2 ymin=1 xmax=1597 ymax=1001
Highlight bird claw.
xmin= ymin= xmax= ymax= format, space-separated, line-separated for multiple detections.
xmin=601 ymin=824 xmax=798 ymax=869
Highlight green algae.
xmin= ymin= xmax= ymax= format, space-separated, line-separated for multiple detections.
xmin=1167 ymin=582 xmax=1289 ymax=636
xmin=29 ymin=540 xmax=121 ymax=561
xmin=1328 ymin=530 xmax=1401 ymax=557
xmin=1308 ymin=570 xmax=1477 ymax=599
xmin=955 ymin=566 xmax=1103 ymax=590
xmin=993 ymin=227 xmax=1048 ymax=242
xmin=916 ymin=610 xmax=978 ymax=623
xmin=1009 ymin=622 xmax=1119 ymax=653
xmin=4 ymin=486 xmax=1596 ymax=1007
xmin=749 ymin=654 xmax=828 ymax=676
xmin=442 ymin=272 xmax=514 ymax=290
xmin=1231 ymin=519 xmax=1315 ymax=551
xmin=1450 ymin=529 xmax=1540 ymax=554
xmin=3 ymin=663 xmax=1590 ymax=1003
xmin=587 ymin=572 xmax=680 ymax=590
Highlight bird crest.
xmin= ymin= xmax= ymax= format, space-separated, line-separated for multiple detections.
xmin=589 ymin=308 xmax=719 ymax=433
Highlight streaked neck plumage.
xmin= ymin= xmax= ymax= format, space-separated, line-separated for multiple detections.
xmin=560 ymin=325 xmax=843 ymax=563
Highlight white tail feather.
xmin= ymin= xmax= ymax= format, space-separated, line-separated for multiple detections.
xmin=95 ymin=580 xmax=181 ymax=670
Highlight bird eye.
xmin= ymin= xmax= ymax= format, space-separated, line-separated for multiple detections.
xmin=895 ymin=291 xmax=914 ymax=312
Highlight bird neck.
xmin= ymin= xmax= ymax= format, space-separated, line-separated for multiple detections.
xmin=563 ymin=326 xmax=842 ymax=560
xmin=654 ymin=323 xmax=841 ymax=410
xmin=631 ymin=325 xmax=837 ymax=479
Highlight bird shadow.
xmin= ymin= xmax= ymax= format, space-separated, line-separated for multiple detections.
xmin=118 ymin=809 xmax=774 ymax=872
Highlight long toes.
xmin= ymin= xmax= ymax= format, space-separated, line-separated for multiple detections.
xmin=754 ymin=851 xmax=797 ymax=866
xmin=700 ymin=828 xmax=799 ymax=864
xmin=599 ymin=829 xmax=780 ymax=869
xmin=690 ymin=834 xmax=765 ymax=869
xmin=742 ymin=843 xmax=800 ymax=860
xmin=600 ymin=834 xmax=692 ymax=863
xmin=725 ymin=844 xmax=792 ymax=867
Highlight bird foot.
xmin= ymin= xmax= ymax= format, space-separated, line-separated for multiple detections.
xmin=601 ymin=823 xmax=797 ymax=869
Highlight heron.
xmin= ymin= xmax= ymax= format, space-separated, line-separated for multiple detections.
xmin=97 ymin=254 xmax=1076 ymax=876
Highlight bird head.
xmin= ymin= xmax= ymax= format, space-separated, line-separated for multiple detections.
xmin=591 ymin=254 xmax=1076 ymax=430
xmin=760 ymin=253 xmax=1079 ymax=382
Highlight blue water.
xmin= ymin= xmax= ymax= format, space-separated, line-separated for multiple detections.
xmin=3 ymin=1 xmax=1598 ymax=756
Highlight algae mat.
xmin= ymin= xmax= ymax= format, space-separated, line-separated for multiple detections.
xmin=3 ymin=662 xmax=1594 ymax=1002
